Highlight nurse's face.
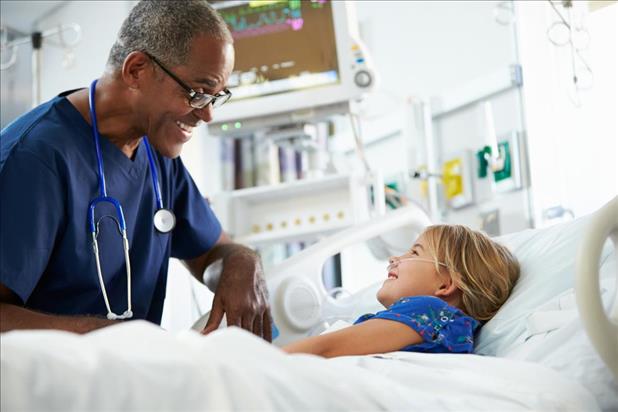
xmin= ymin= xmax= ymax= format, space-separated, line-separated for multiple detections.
xmin=376 ymin=235 xmax=449 ymax=308
xmin=141 ymin=34 xmax=234 ymax=158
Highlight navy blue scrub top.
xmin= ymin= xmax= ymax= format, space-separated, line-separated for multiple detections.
xmin=0 ymin=92 xmax=222 ymax=323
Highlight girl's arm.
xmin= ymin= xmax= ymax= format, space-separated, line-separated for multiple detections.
xmin=282 ymin=319 xmax=423 ymax=358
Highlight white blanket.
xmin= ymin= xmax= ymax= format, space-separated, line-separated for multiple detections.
xmin=1 ymin=321 xmax=598 ymax=411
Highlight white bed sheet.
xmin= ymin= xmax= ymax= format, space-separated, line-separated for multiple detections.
xmin=1 ymin=321 xmax=598 ymax=411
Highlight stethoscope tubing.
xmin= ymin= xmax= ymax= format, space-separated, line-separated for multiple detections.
xmin=88 ymin=196 xmax=126 ymax=234
xmin=88 ymin=80 xmax=108 ymax=199
xmin=87 ymin=78 xmax=171 ymax=320
xmin=88 ymin=79 xmax=164 ymax=222
xmin=142 ymin=138 xmax=164 ymax=211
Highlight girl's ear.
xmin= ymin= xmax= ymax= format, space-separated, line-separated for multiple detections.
xmin=434 ymin=275 xmax=459 ymax=298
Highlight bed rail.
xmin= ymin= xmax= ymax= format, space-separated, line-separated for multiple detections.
xmin=575 ymin=195 xmax=618 ymax=379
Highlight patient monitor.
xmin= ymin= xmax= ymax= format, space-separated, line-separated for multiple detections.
xmin=210 ymin=0 xmax=375 ymax=134
xmin=208 ymin=0 xmax=383 ymax=252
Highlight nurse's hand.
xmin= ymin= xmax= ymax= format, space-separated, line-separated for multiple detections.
xmin=202 ymin=249 xmax=272 ymax=342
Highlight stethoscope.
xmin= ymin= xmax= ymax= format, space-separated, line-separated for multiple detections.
xmin=87 ymin=79 xmax=176 ymax=320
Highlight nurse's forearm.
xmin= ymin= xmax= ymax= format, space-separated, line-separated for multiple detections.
xmin=0 ymin=303 xmax=117 ymax=334
xmin=184 ymin=233 xmax=259 ymax=285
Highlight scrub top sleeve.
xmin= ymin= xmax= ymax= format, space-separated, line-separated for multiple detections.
xmin=169 ymin=157 xmax=222 ymax=260
xmin=0 ymin=150 xmax=66 ymax=303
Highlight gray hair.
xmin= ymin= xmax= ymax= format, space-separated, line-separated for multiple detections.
xmin=107 ymin=0 xmax=232 ymax=71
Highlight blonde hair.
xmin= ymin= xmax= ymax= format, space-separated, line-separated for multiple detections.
xmin=422 ymin=225 xmax=520 ymax=322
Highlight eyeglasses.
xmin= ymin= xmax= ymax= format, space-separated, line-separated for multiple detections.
xmin=144 ymin=52 xmax=232 ymax=109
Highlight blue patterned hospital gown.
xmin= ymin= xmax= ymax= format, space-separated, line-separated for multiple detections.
xmin=354 ymin=296 xmax=479 ymax=354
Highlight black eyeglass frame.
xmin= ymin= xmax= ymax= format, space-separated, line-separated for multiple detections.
xmin=144 ymin=52 xmax=231 ymax=109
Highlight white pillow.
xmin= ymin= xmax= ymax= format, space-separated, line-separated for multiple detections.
xmin=475 ymin=214 xmax=615 ymax=356
xmin=502 ymin=277 xmax=617 ymax=411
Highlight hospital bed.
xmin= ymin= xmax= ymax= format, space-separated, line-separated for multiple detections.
xmin=1 ymin=197 xmax=616 ymax=411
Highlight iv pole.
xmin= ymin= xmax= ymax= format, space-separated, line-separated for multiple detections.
xmin=1 ymin=23 xmax=81 ymax=107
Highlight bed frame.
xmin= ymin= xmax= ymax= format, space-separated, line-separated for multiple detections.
xmin=576 ymin=195 xmax=618 ymax=379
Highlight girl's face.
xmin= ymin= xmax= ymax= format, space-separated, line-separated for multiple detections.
xmin=376 ymin=235 xmax=450 ymax=308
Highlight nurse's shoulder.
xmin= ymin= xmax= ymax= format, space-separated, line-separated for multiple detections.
xmin=1 ymin=94 xmax=86 ymax=173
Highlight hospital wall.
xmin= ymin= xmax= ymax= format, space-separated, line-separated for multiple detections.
xmin=335 ymin=1 xmax=617 ymax=230
xmin=515 ymin=1 xmax=618 ymax=221
xmin=0 ymin=30 xmax=30 ymax=128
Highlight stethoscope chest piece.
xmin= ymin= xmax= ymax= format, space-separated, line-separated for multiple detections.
xmin=154 ymin=208 xmax=176 ymax=233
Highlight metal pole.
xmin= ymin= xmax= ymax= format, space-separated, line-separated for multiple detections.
xmin=31 ymin=32 xmax=42 ymax=107
xmin=421 ymin=101 xmax=441 ymax=222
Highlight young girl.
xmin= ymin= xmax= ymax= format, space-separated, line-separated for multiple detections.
xmin=283 ymin=224 xmax=520 ymax=358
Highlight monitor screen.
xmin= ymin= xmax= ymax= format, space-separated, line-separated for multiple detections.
xmin=217 ymin=0 xmax=340 ymax=103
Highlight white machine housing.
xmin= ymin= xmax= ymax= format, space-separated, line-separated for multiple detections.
xmin=211 ymin=172 xmax=385 ymax=247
